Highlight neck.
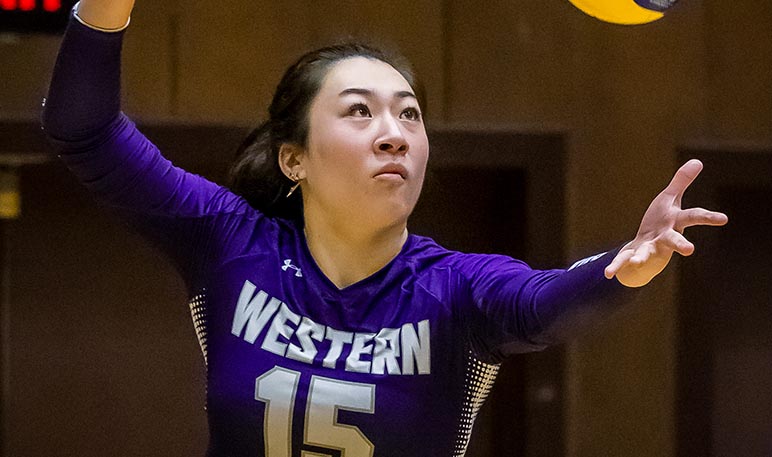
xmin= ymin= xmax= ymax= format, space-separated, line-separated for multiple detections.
xmin=303 ymin=210 xmax=408 ymax=290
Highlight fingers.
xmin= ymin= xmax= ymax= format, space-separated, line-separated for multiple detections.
xmin=605 ymin=232 xmax=694 ymax=280
xmin=604 ymin=244 xmax=655 ymax=278
xmin=628 ymin=243 xmax=656 ymax=265
xmin=663 ymin=159 xmax=703 ymax=204
xmin=630 ymin=232 xmax=694 ymax=259
xmin=676 ymin=207 xmax=729 ymax=231
xmin=661 ymin=230 xmax=694 ymax=256
xmin=605 ymin=249 xmax=634 ymax=279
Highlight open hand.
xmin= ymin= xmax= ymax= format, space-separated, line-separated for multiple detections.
xmin=604 ymin=159 xmax=728 ymax=288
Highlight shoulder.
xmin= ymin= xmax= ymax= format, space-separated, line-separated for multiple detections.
xmin=399 ymin=234 xmax=533 ymax=284
xmin=200 ymin=197 xmax=295 ymax=260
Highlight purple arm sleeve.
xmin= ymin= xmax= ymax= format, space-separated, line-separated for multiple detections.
xmin=459 ymin=248 xmax=636 ymax=357
xmin=41 ymin=10 xmax=123 ymax=143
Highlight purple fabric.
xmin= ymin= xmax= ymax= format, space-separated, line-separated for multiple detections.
xmin=42 ymin=12 xmax=634 ymax=457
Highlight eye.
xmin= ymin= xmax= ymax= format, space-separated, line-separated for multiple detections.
xmin=347 ymin=103 xmax=371 ymax=117
xmin=400 ymin=107 xmax=421 ymax=121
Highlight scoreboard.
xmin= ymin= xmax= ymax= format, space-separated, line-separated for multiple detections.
xmin=0 ymin=0 xmax=76 ymax=34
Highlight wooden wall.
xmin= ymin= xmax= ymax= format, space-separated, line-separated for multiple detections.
xmin=2 ymin=1 xmax=772 ymax=456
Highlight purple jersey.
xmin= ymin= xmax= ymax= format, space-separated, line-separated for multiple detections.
xmin=43 ymin=11 xmax=633 ymax=457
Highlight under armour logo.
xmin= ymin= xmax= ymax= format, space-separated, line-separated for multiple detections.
xmin=281 ymin=259 xmax=302 ymax=277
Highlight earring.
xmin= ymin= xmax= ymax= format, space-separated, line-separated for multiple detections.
xmin=286 ymin=172 xmax=301 ymax=198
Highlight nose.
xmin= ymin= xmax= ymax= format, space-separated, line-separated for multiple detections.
xmin=374 ymin=116 xmax=409 ymax=155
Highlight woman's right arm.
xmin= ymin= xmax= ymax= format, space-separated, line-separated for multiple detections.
xmin=41 ymin=1 xmax=133 ymax=142
xmin=41 ymin=2 xmax=265 ymax=290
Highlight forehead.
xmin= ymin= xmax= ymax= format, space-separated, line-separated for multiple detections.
xmin=318 ymin=57 xmax=414 ymax=98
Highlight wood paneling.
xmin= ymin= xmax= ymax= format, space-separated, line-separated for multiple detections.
xmin=0 ymin=33 xmax=59 ymax=117
xmin=704 ymin=0 xmax=772 ymax=140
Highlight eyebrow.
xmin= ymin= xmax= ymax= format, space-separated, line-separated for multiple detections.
xmin=338 ymin=88 xmax=416 ymax=100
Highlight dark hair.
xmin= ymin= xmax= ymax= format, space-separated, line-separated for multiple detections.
xmin=227 ymin=42 xmax=423 ymax=220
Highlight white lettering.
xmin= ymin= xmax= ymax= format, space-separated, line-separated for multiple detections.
xmin=323 ymin=328 xmax=353 ymax=369
xmin=371 ymin=328 xmax=401 ymax=375
xmin=345 ymin=333 xmax=375 ymax=373
xmin=568 ymin=252 xmax=606 ymax=271
xmin=286 ymin=317 xmax=325 ymax=364
xmin=230 ymin=282 xmax=433 ymax=376
xmin=400 ymin=319 xmax=431 ymax=375
xmin=231 ymin=281 xmax=281 ymax=343
xmin=261 ymin=302 xmax=301 ymax=357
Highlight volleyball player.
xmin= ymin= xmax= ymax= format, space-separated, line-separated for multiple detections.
xmin=41 ymin=1 xmax=728 ymax=455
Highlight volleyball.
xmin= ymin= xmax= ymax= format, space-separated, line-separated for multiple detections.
xmin=569 ymin=0 xmax=678 ymax=25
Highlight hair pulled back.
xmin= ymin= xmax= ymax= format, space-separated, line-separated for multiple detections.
xmin=228 ymin=42 xmax=422 ymax=221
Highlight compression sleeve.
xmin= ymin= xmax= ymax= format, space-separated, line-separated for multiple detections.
xmin=41 ymin=8 xmax=123 ymax=144
xmin=458 ymin=248 xmax=636 ymax=358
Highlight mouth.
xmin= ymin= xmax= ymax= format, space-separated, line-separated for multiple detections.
xmin=373 ymin=163 xmax=408 ymax=180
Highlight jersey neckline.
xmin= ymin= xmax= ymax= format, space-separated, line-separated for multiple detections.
xmin=291 ymin=219 xmax=417 ymax=297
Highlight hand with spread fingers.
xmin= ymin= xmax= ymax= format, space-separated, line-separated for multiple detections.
xmin=604 ymin=159 xmax=729 ymax=288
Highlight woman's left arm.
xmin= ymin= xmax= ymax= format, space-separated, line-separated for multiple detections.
xmin=604 ymin=159 xmax=728 ymax=288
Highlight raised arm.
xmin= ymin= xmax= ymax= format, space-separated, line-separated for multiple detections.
xmin=40 ymin=1 xmax=266 ymax=291
xmin=41 ymin=1 xmax=134 ymax=141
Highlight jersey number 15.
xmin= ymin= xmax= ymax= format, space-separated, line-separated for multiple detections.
xmin=256 ymin=366 xmax=375 ymax=456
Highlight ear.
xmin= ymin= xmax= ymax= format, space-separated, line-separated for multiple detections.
xmin=278 ymin=143 xmax=306 ymax=180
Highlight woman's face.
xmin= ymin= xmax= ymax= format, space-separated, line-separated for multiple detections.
xmin=297 ymin=57 xmax=429 ymax=232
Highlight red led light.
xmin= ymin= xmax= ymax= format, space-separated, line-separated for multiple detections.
xmin=43 ymin=0 xmax=60 ymax=11
xmin=0 ymin=0 xmax=17 ymax=12
xmin=0 ymin=0 xmax=69 ymax=33
xmin=0 ymin=0 xmax=62 ymax=11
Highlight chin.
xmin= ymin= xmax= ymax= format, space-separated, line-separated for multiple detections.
xmin=356 ymin=205 xmax=408 ymax=231
xmin=348 ymin=192 xmax=418 ymax=230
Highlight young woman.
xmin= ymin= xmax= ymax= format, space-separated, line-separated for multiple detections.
xmin=42 ymin=1 xmax=728 ymax=456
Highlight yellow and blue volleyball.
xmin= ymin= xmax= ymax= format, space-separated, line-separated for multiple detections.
xmin=569 ymin=0 xmax=679 ymax=25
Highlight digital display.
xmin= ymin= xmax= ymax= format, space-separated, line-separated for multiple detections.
xmin=0 ymin=0 xmax=76 ymax=34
